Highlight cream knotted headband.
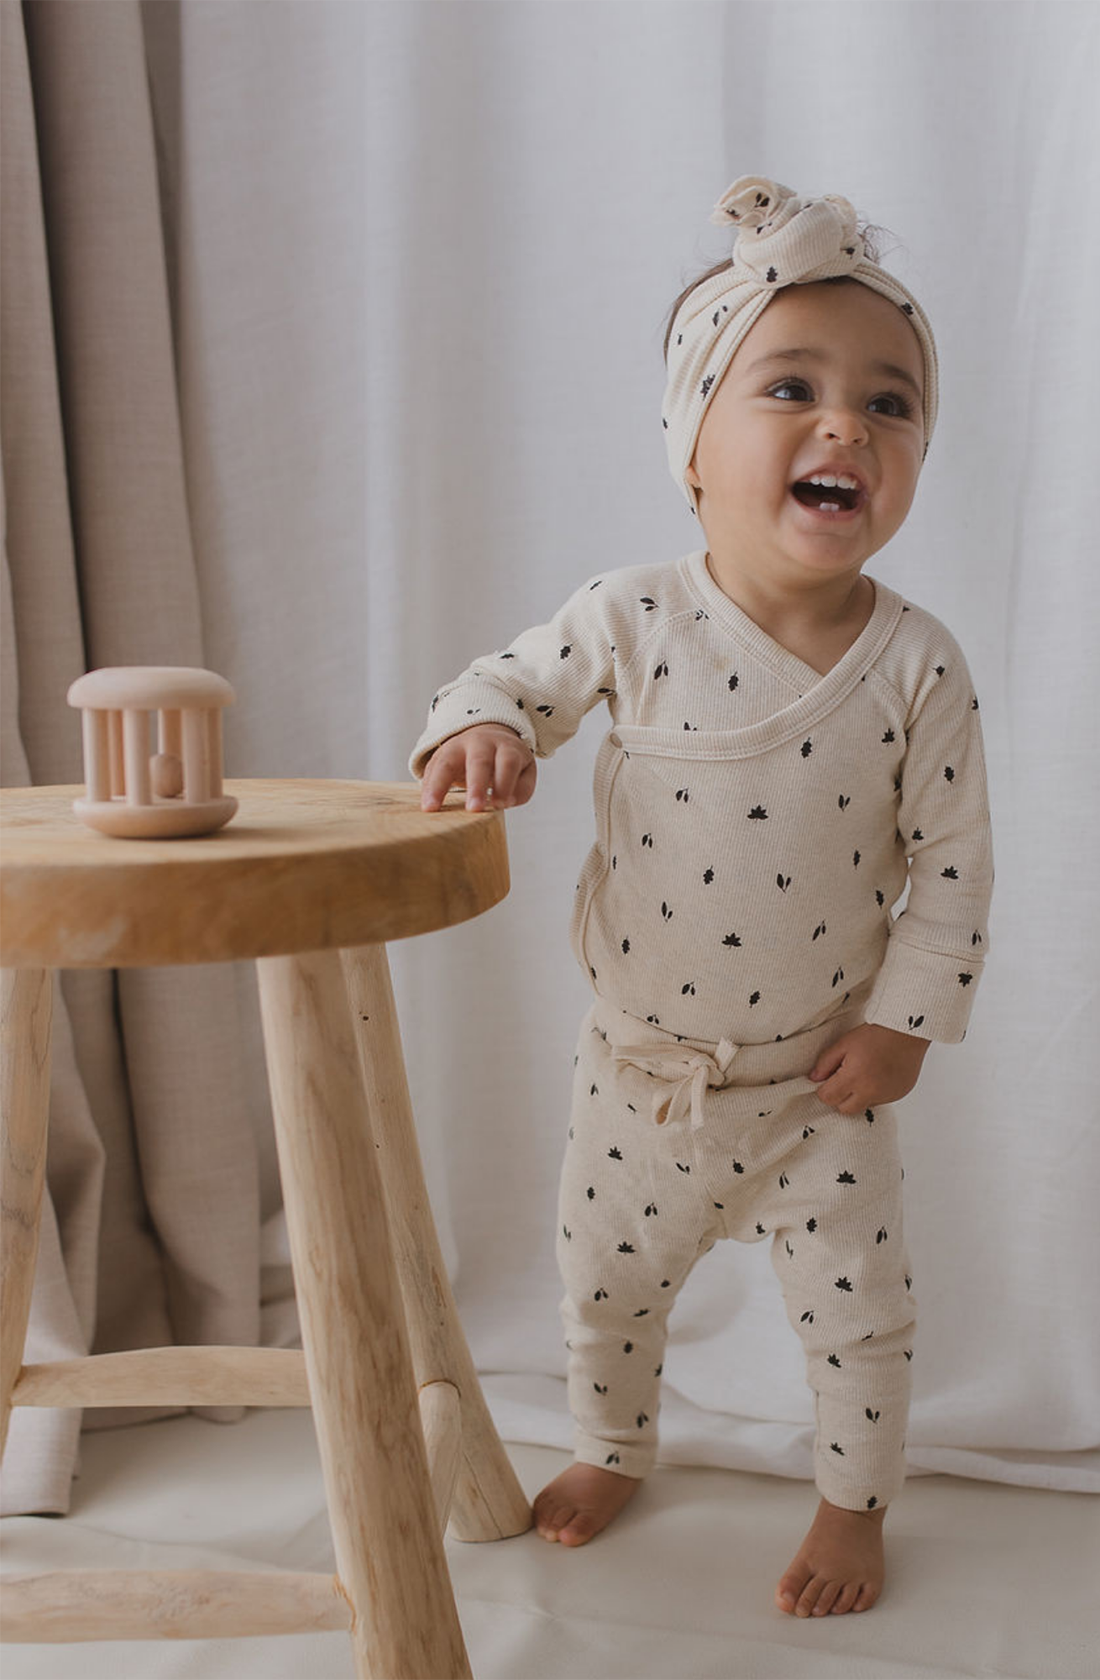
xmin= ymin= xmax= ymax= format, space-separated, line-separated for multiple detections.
xmin=663 ymin=176 xmax=939 ymax=516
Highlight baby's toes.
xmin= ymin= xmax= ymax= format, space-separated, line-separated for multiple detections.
xmin=829 ymin=1580 xmax=863 ymax=1614
xmin=852 ymin=1579 xmax=882 ymax=1613
xmin=811 ymin=1579 xmax=844 ymax=1616
xmin=533 ymin=1496 xmax=572 ymax=1540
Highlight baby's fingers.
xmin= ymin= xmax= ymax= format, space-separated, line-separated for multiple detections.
xmin=420 ymin=741 xmax=468 ymax=811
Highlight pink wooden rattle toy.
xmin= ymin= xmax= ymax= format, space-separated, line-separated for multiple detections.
xmin=66 ymin=666 xmax=238 ymax=838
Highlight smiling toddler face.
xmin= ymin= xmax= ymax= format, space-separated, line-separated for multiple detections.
xmin=685 ymin=280 xmax=926 ymax=589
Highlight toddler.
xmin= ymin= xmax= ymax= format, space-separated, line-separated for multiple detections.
xmin=412 ymin=177 xmax=993 ymax=1619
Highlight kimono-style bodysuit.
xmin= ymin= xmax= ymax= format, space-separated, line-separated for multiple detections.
xmin=411 ymin=550 xmax=994 ymax=1512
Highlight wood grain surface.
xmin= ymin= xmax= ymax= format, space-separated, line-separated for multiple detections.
xmin=0 ymin=780 xmax=509 ymax=967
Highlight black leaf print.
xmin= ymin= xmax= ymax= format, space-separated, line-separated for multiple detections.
xmin=912 ymin=828 xmax=923 ymax=841
xmin=605 ymin=1451 xmax=620 ymax=1465
xmin=941 ymin=866 xmax=959 ymax=879
xmin=812 ymin=921 xmax=826 ymax=941
xmin=830 ymin=1442 xmax=846 ymax=1455
xmin=838 ymin=794 xmax=851 ymax=811
xmin=904 ymin=1349 xmax=913 ymax=1361
xmin=560 ymin=645 xmax=572 ymax=659
xmin=832 ymin=967 xmax=844 ymax=987
xmin=676 ymin=787 xmax=690 ymax=802
xmin=866 ymin=1495 xmax=879 ymax=1509
xmin=876 ymin=1227 xmax=888 ymax=1244
xmin=756 ymin=1223 xmax=766 ymax=1235
xmin=701 ymin=374 xmax=715 ymax=398
xmin=639 ymin=596 xmax=657 ymax=611
xmin=803 ymin=1126 xmax=815 ymax=1139
xmin=516 ymin=698 xmax=525 ymax=709
xmin=907 ymin=1014 xmax=925 ymax=1030
xmin=621 ymin=938 xmax=630 ymax=953
xmin=875 ymin=890 xmax=885 ymax=906
xmin=944 ymin=766 xmax=955 ymax=782
xmin=865 ymin=1108 xmax=875 ymax=1124
xmin=617 ymin=1242 xmax=635 ymax=1254
xmin=835 ymin=1277 xmax=853 ymax=1292
xmin=748 ymin=805 xmax=768 ymax=820
xmin=828 ymin=1353 xmax=842 ymax=1368
xmin=801 ymin=739 xmax=813 ymax=757
xmin=935 ymin=664 xmax=945 ymax=676
xmin=681 ymin=981 xmax=696 ymax=996
xmin=644 ymin=1203 xmax=658 ymax=1217
xmin=732 ymin=1159 xmax=744 ymax=1174
xmin=594 ymin=1288 xmax=608 ymax=1301
xmin=608 ymin=1147 xmax=622 ymax=1160
xmin=972 ymin=930 xmax=983 ymax=945
xmin=806 ymin=1217 xmax=817 ymax=1232
xmin=676 ymin=1163 xmax=691 ymax=1175
xmin=722 ymin=931 xmax=742 ymax=946
xmin=562 ymin=1225 xmax=571 ymax=1240
xmin=766 ymin=265 xmax=778 ymax=282
xmin=661 ymin=901 xmax=673 ymax=921
xmin=853 ymin=850 xmax=861 ymax=867
xmin=594 ymin=1382 xmax=608 ymax=1394
xmin=728 ymin=673 xmax=739 ymax=691
xmin=636 ymin=1412 xmax=648 ymax=1428
xmin=866 ymin=1409 xmax=881 ymax=1423
xmin=587 ymin=1186 xmax=596 ymax=1200
xmin=749 ymin=990 xmax=761 ymax=1006
xmin=590 ymin=1083 xmax=599 ymax=1095
xmin=642 ymin=832 xmax=653 ymax=848
xmin=800 ymin=1310 xmax=815 ymax=1325
xmin=958 ymin=972 xmax=973 ymax=986
xmin=836 ymin=1171 xmax=856 ymax=1185
xmin=778 ymin=1173 xmax=790 ymax=1189
xmin=776 ymin=874 xmax=791 ymax=892
xmin=535 ymin=703 xmax=554 ymax=717
xmin=703 ymin=867 xmax=715 ymax=884
xmin=654 ymin=661 xmax=669 ymax=680
xmin=785 ymin=1240 xmax=794 ymax=1259
xmin=882 ymin=729 xmax=895 ymax=743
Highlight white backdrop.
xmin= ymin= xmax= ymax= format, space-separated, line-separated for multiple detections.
xmin=151 ymin=0 xmax=1099 ymax=1493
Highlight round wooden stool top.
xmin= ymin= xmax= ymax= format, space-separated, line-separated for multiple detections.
xmin=0 ymin=780 xmax=509 ymax=968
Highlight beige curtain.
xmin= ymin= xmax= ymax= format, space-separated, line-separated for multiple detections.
xmin=0 ymin=0 xmax=280 ymax=1514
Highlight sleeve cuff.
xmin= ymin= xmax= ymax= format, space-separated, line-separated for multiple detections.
xmin=864 ymin=938 xmax=985 ymax=1043
xmin=408 ymin=682 xmax=538 ymax=779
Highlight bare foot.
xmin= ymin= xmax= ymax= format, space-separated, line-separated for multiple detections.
xmin=533 ymin=1461 xmax=640 ymax=1546
xmin=775 ymin=1496 xmax=887 ymax=1617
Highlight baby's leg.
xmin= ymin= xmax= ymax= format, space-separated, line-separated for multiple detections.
xmin=535 ymin=1018 xmax=716 ymax=1544
xmin=765 ymin=1096 xmax=915 ymax=1613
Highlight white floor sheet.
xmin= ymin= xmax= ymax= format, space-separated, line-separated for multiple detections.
xmin=1 ymin=1406 xmax=1096 ymax=1680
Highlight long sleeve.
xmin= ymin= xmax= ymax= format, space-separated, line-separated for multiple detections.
xmin=864 ymin=639 xmax=994 ymax=1042
xmin=409 ymin=575 xmax=618 ymax=778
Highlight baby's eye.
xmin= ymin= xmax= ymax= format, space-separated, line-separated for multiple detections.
xmin=868 ymin=392 xmax=915 ymax=418
xmin=767 ymin=379 xmax=813 ymax=401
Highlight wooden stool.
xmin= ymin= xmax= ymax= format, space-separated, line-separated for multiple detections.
xmin=0 ymin=780 xmax=532 ymax=1677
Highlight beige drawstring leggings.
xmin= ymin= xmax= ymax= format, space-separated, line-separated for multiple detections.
xmin=556 ymin=996 xmax=917 ymax=1513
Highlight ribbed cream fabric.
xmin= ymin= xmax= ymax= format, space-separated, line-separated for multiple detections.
xmin=661 ymin=176 xmax=940 ymax=515
xmin=558 ymin=994 xmax=915 ymax=1510
xmin=411 ymin=551 xmax=994 ymax=1049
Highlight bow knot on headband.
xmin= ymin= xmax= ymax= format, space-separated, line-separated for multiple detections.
xmin=663 ymin=175 xmax=939 ymax=514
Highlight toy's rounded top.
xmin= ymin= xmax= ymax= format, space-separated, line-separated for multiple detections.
xmin=67 ymin=667 xmax=236 ymax=710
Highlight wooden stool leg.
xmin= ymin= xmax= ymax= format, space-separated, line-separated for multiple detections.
xmin=341 ymin=944 xmax=532 ymax=1543
xmin=1 ymin=969 xmax=54 ymax=1457
xmin=256 ymin=950 xmax=471 ymax=1680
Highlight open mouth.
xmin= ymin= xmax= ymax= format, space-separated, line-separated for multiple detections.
xmin=791 ymin=480 xmax=864 ymax=513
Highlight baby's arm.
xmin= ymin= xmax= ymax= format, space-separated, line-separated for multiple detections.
xmin=420 ymin=723 xmax=537 ymax=812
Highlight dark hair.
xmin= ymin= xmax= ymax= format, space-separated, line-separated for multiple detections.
xmin=661 ymin=223 xmax=892 ymax=361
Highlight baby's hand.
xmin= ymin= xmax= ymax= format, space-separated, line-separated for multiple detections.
xmin=420 ymin=723 xmax=538 ymax=813
xmin=809 ymin=1023 xmax=929 ymax=1114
